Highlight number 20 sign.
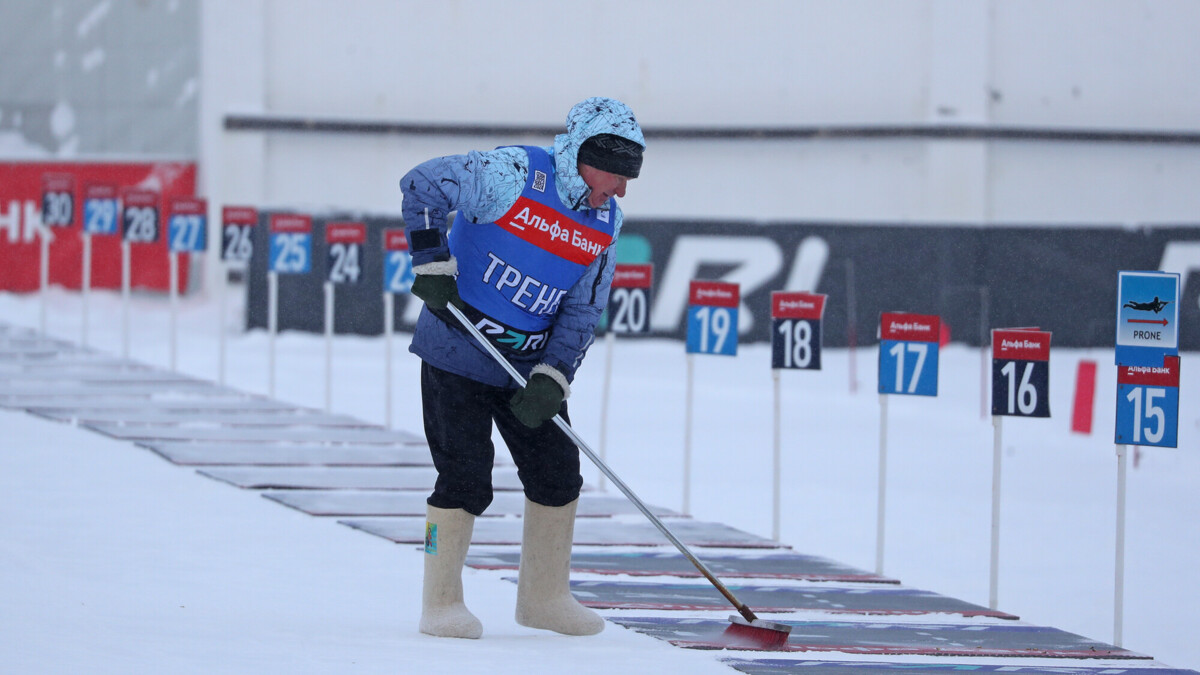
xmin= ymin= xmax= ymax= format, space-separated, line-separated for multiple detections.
xmin=991 ymin=329 xmax=1051 ymax=417
xmin=771 ymin=291 xmax=826 ymax=370
xmin=686 ymin=280 xmax=739 ymax=356
xmin=609 ymin=264 xmax=653 ymax=335
xmin=878 ymin=312 xmax=940 ymax=396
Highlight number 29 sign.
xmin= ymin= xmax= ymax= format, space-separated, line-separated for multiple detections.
xmin=686 ymin=280 xmax=739 ymax=356
xmin=878 ymin=312 xmax=940 ymax=396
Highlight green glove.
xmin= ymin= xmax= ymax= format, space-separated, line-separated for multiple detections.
xmin=411 ymin=273 xmax=463 ymax=310
xmin=509 ymin=372 xmax=565 ymax=428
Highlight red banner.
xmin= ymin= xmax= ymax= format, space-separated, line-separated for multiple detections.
xmin=0 ymin=161 xmax=197 ymax=292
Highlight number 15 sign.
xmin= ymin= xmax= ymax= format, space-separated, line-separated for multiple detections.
xmin=878 ymin=312 xmax=940 ymax=396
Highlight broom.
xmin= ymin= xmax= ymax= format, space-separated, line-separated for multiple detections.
xmin=446 ymin=303 xmax=792 ymax=649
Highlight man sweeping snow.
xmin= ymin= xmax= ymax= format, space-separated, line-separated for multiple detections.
xmin=399 ymin=97 xmax=645 ymax=639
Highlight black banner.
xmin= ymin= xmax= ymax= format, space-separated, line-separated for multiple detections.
xmin=245 ymin=214 xmax=1200 ymax=349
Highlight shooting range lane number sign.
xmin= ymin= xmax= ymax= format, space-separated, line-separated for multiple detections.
xmin=220 ymin=206 xmax=257 ymax=263
xmin=1116 ymin=270 xmax=1179 ymax=367
xmin=83 ymin=184 xmax=119 ymax=235
xmin=1115 ymin=355 xmax=1180 ymax=448
xmin=609 ymin=264 xmax=653 ymax=335
xmin=383 ymin=228 xmax=414 ymax=294
xmin=878 ymin=312 xmax=940 ymax=397
xmin=167 ymin=197 xmax=208 ymax=253
xmin=324 ymin=222 xmax=366 ymax=285
xmin=121 ymin=189 xmax=160 ymax=244
xmin=771 ymin=291 xmax=827 ymax=370
xmin=991 ymin=329 xmax=1051 ymax=418
xmin=269 ymin=213 xmax=313 ymax=274
xmin=686 ymin=280 xmax=739 ymax=356
xmin=41 ymin=174 xmax=75 ymax=228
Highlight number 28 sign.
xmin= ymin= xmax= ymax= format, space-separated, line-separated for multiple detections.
xmin=686 ymin=280 xmax=738 ymax=356
xmin=878 ymin=312 xmax=940 ymax=396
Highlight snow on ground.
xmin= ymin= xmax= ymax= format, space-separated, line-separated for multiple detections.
xmin=2 ymin=286 xmax=1198 ymax=673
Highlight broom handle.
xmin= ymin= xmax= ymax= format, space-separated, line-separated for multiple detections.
xmin=446 ymin=303 xmax=759 ymax=624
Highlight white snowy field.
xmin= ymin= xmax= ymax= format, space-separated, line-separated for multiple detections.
xmin=1 ymin=286 xmax=1198 ymax=673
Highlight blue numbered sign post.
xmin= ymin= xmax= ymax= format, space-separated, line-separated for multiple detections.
xmin=83 ymin=184 xmax=119 ymax=235
xmin=686 ymin=280 xmax=739 ymax=356
xmin=1115 ymin=356 xmax=1180 ymax=448
xmin=878 ymin=312 xmax=940 ymax=396
xmin=771 ymin=291 xmax=826 ymax=370
xmin=383 ymin=228 xmax=414 ymax=294
xmin=167 ymin=197 xmax=207 ymax=254
xmin=382 ymin=228 xmax=413 ymax=429
xmin=121 ymin=189 xmax=160 ymax=244
xmin=1115 ymin=271 xmax=1179 ymax=368
xmin=991 ymin=329 xmax=1051 ymax=418
xmin=269 ymin=213 xmax=312 ymax=275
xmin=609 ymin=264 xmax=654 ymax=335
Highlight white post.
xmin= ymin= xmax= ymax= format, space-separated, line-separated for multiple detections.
xmin=39 ymin=231 xmax=49 ymax=334
xmin=384 ymin=292 xmax=393 ymax=429
xmin=267 ymin=271 xmax=277 ymax=397
xmin=990 ymin=415 xmax=1003 ymax=609
xmin=876 ymin=393 xmax=889 ymax=574
xmin=217 ymin=263 xmax=227 ymax=385
xmin=1114 ymin=443 xmax=1128 ymax=647
xmin=323 ymin=281 xmax=334 ymax=413
xmin=81 ymin=232 xmax=91 ymax=348
xmin=121 ymin=241 xmax=131 ymax=358
xmin=683 ymin=353 xmax=695 ymax=515
xmin=169 ymin=251 xmax=179 ymax=370
xmin=597 ymin=330 xmax=615 ymax=492
xmin=772 ymin=368 xmax=782 ymax=541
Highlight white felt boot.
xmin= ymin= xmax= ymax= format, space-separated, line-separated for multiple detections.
xmin=419 ymin=505 xmax=483 ymax=639
xmin=515 ymin=498 xmax=605 ymax=636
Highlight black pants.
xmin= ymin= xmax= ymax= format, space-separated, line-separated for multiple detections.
xmin=421 ymin=362 xmax=583 ymax=516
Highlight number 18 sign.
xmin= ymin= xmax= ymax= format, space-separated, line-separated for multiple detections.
xmin=686 ymin=280 xmax=739 ymax=356
xmin=878 ymin=312 xmax=940 ymax=396
xmin=771 ymin=291 xmax=826 ymax=370
xmin=1115 ymin=356 xmax=1180 ymax=448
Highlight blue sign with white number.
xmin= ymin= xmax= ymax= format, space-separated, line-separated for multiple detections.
xmin=878 ymin=312 xmax=940 ymax=397
xmin=1115 ymin=356 xmax=1180 ymax=448
xmin=83 ymin=194 xmax=119 ymax=235
xmin=167 ymin=198 xmax=208 ymax=253
xmin=269 ymin=214 xmax=313 ymax=275
xmin=686 ymin=281 xmax=739 ymax=356
xmin=383 ymin=229 xmax=414 ymax=294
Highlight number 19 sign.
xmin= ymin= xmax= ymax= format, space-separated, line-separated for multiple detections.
xmin=1116 ymin=356 xmax=1180 ymax=448
xmin=771 ymin=291 xmax=826 ymax=370
xmin=878 ymin=312 xmax=940 ymax=396
xmin=686 ymin=281 xmax=739 ymax=356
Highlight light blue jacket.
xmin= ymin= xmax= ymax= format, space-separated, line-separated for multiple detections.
xmin=400 ymin=97 xmax=645 ymax=387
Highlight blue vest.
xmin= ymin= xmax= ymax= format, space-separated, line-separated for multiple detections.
xmin=448 ymin=146 xmax=615 ymax=352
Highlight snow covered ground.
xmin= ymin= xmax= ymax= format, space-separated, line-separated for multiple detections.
xmin=2 ymin=286 xmax=1198 ymax=673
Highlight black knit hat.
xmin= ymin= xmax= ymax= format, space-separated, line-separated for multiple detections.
xmin=577 ymin=133 xmax=643 ymax=178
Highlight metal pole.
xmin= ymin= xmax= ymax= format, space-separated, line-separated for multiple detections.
xmin=384 ymin=292 xmax=393 ymax=429
xmin=121 ymin=241 xmax=131 ymax=358
xmin=81 ymin=233 xmax=91 ymax=348
xmin=169 ymin=252 xmax=179 ymax=370
xmin=217 ymin=264 xmax=227 ymax=385
xmin=990 ymin=415 xmax=1003 ymax=609
xmin=683 ymin=352 xmax=695 ymax=515
xmin=267 ymin=271 xmax=277 ymax=397
xmin=597 ymin=330 xmax=615 ymax=491
xmin=324 ymin=281 xmax=334 ymax=413
xmin=876 ymin=393 xmax=888 ymax=574
xmin=1114 ymin=443 xmax=1127 ymax=647
xmin=772 ymin=369 xmax=782 ymax=541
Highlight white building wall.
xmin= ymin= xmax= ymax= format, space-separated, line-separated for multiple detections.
xmin=199 ymin=0 xmax=1200 ymax=234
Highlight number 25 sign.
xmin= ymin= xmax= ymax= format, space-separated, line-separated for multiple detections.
xmin=878 ymin=312 xmax=940 ymax=396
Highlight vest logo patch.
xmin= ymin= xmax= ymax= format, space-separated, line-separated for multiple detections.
xmin=499 ymin=196 xmax=612 ymax=266
xmin=532 ymin=170 xmax=547 ymax=193
xmin=597 ymin=208 xmax=610 ymax=223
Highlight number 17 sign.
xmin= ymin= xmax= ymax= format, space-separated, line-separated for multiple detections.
xmin=878 ymin=312 xmax=940 ymax=396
